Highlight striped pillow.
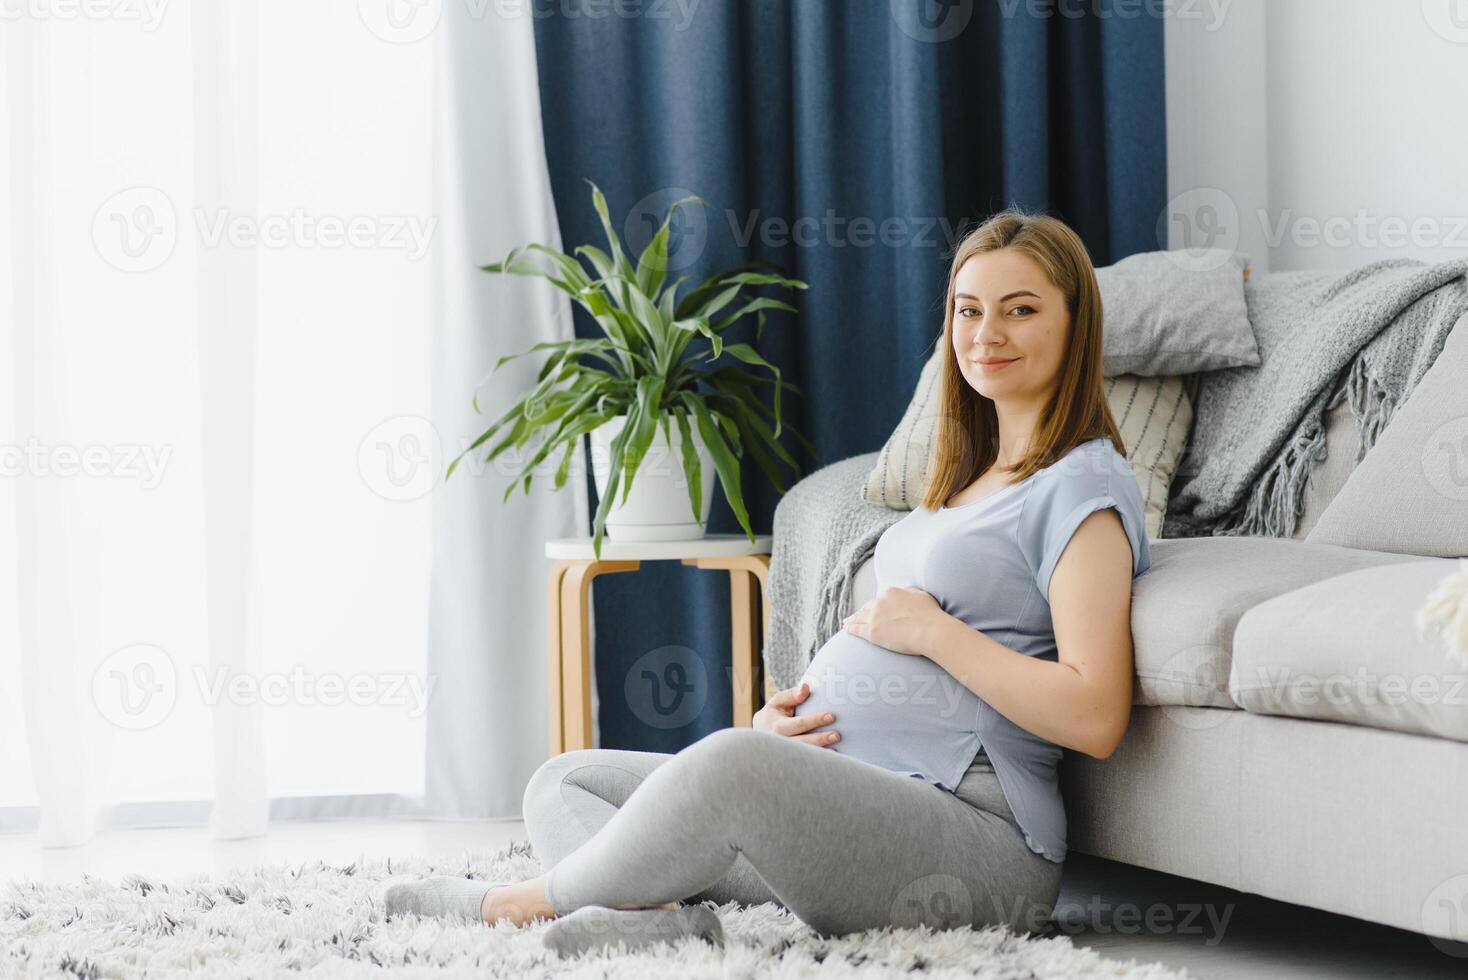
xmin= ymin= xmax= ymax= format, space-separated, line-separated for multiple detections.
xmin=863 ymin=359 xmax=1192 ymax=539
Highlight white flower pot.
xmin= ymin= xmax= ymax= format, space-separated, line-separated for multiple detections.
xmin=589 ymin=413 xmax=717 ymax=541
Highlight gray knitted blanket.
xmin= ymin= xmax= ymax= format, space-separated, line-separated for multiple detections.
xmin=1164 ymin=257 xmax=1468 ymax=538
xmin=765 ymin=452 xmax=904 ymax=690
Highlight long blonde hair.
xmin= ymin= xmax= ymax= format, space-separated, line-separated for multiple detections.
xmin=919 ymin=209 xmax=1124 ymax=512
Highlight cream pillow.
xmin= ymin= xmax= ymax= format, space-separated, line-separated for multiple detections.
xmin=863 ymin=350 xmax=1192 ymax=539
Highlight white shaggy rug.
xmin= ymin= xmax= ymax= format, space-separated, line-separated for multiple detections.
xmin=2 ymin=841 xmax=1192 ymax=979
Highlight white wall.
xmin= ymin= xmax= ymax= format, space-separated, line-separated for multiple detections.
xmin=1166 ymin=0 xmax=1468 ymax=273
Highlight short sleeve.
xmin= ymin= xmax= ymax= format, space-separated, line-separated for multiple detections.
xmin=1018 ymin=442 xmax=1152 ymax=604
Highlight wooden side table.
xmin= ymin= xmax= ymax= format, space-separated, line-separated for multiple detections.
xmin=545 ymin=534 xmax=775 ymax=756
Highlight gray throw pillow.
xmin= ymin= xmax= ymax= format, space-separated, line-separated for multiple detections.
xmin=1097 ymin=249 xmax=1259 ymax=377
xmin=1305 ymin=312 xmax=1468 ymax=558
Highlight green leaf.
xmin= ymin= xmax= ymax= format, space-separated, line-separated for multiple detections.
xmin=575 ymin=245 xmax=616 ymax=281
xmin=679 ymin=391 xmax=755 ymax=543
xmin=475 ymin=338 xmax=606 ymax=389
xmin=717 ymin=342 xmax=784 ymax=438
xmin=675 ymin=262 xmax=779 ymax=319
xmin=657 ymin=275 xmax=690 ymax=322
xmin=633 ymin=194 xmax=704 ymax=298
xmin=713 ymin=385 xmax=800 ymax=472
xmin=553 ymin=439 xmax=577 ymax=490
xmin=480 ymin=245 xmax=577 ymax=296
xmin=712 ymin=271 xmax=809 ymax=291
xmin=618 ymin=376 xmax=665 ymax=507
xmin=692 ymin=284 xmax=742 ymax=321
xmin=587 ymin=181 xmax=637 ymax=281
xmin=500 ymin=386 xmax=603 ymax=485
xmin=710 ymin=391 xmax=792 ymax=494
xmin=590 ymin=406 xmax=638 ymax=560
xmin=525 ymin=243 xmax=592 ymax=292
xmin=671 ymin=407 xmax=703 ymax=528
xmin=620 ymin=277 xmax=668 ymax=366
xmin=447 ymin=389 xmax=530 ymax=479
xmin=711 ymin=297 xmax=798 ymax=334
xmin=672 ymin=316 xmax=721 ymax=359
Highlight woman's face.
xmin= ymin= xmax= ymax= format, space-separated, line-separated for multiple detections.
xmin=950 ymin=248 xmax=1070 ymax=406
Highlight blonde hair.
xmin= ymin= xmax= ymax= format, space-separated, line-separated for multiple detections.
xmin=918 ymin=209 xmax=1124 ymax=512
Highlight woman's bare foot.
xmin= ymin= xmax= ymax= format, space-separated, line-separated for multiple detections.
xmin=479 ymin=876 xmax=678 ymax=926
xmin=480 ymin=877 xmax=557 ymax=926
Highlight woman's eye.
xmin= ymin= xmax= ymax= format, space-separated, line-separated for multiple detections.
xmin=958 ymin=306 xmax=979 ymax=318
xmin=1010 ymin=305 xmax=1035 ymax=316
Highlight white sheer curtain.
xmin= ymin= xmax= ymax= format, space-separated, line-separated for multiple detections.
xmin=1 ymin=0 xmax=577 ymax=845
xmin=424 ymin=1 xmax=594 ymax=819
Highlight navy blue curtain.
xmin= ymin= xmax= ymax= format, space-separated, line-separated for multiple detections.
xmin=531 ymin=0 xmax=1165 ymax=752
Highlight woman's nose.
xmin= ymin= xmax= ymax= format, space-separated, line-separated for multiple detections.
xmin=974 ymin=320 xmax=1004 ymax=346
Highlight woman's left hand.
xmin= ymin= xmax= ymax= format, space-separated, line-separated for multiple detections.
xmin=841 ymin=586 xmax=949 ymax=657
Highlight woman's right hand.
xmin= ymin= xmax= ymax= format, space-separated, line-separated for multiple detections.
xmin=752 ymin=680 xmax=841 ymax=748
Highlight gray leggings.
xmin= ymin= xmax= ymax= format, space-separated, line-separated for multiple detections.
xmin=521 ymin=726 xmax=1063 ymax=938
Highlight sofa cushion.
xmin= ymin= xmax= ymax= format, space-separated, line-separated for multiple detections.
xmin=1289 ymin=398 xmax=1361 ymax=541
xmin=1230 ymin=560 xmax=1468 ymax=741
xmin=1305 ymin=311 xmax=1468 ymax=557
xmin=847 ymin=555 xmax=878 ymax=617
xmin=1131 ymin=537 xmax=1423 ymax=709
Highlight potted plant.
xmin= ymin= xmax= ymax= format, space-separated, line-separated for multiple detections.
xmin=447 ymin=181 xmax=813 ymax=559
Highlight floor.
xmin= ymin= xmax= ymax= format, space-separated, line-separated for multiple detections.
xmin=0 ymin=819 xmax=1461 ymax=979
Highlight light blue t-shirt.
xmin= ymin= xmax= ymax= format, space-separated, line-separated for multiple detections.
xmin=792 ymin=437 xmax=1153 ymax=863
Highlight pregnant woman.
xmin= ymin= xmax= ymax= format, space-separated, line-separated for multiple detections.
xmin=385 ymin=209 xmax=1153 ymax=947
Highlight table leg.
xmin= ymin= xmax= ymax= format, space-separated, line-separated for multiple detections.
xmin=546 ymin=559 xmax=576 ymax=756
xmin=729 ymin=568 xmax=759 ymax=727
xmin=557 ymin=559 xmax=640 ymax=753
xmin=684 ymin=553 xmax=772 ymax=727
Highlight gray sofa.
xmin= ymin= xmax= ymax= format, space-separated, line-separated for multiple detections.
xmin=785 ymin=333 xmax=1468 ymax=945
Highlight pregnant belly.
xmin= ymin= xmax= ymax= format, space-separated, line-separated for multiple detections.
xmin=791 ymin=629 xmax=981 ymax=779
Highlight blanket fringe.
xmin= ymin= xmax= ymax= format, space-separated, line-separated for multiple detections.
xmin=1211 ymin=352 xmax=1398 ymax=538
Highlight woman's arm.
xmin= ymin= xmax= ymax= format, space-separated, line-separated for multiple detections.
xmin=919 ymin=507 xmax=1137 ymax=759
